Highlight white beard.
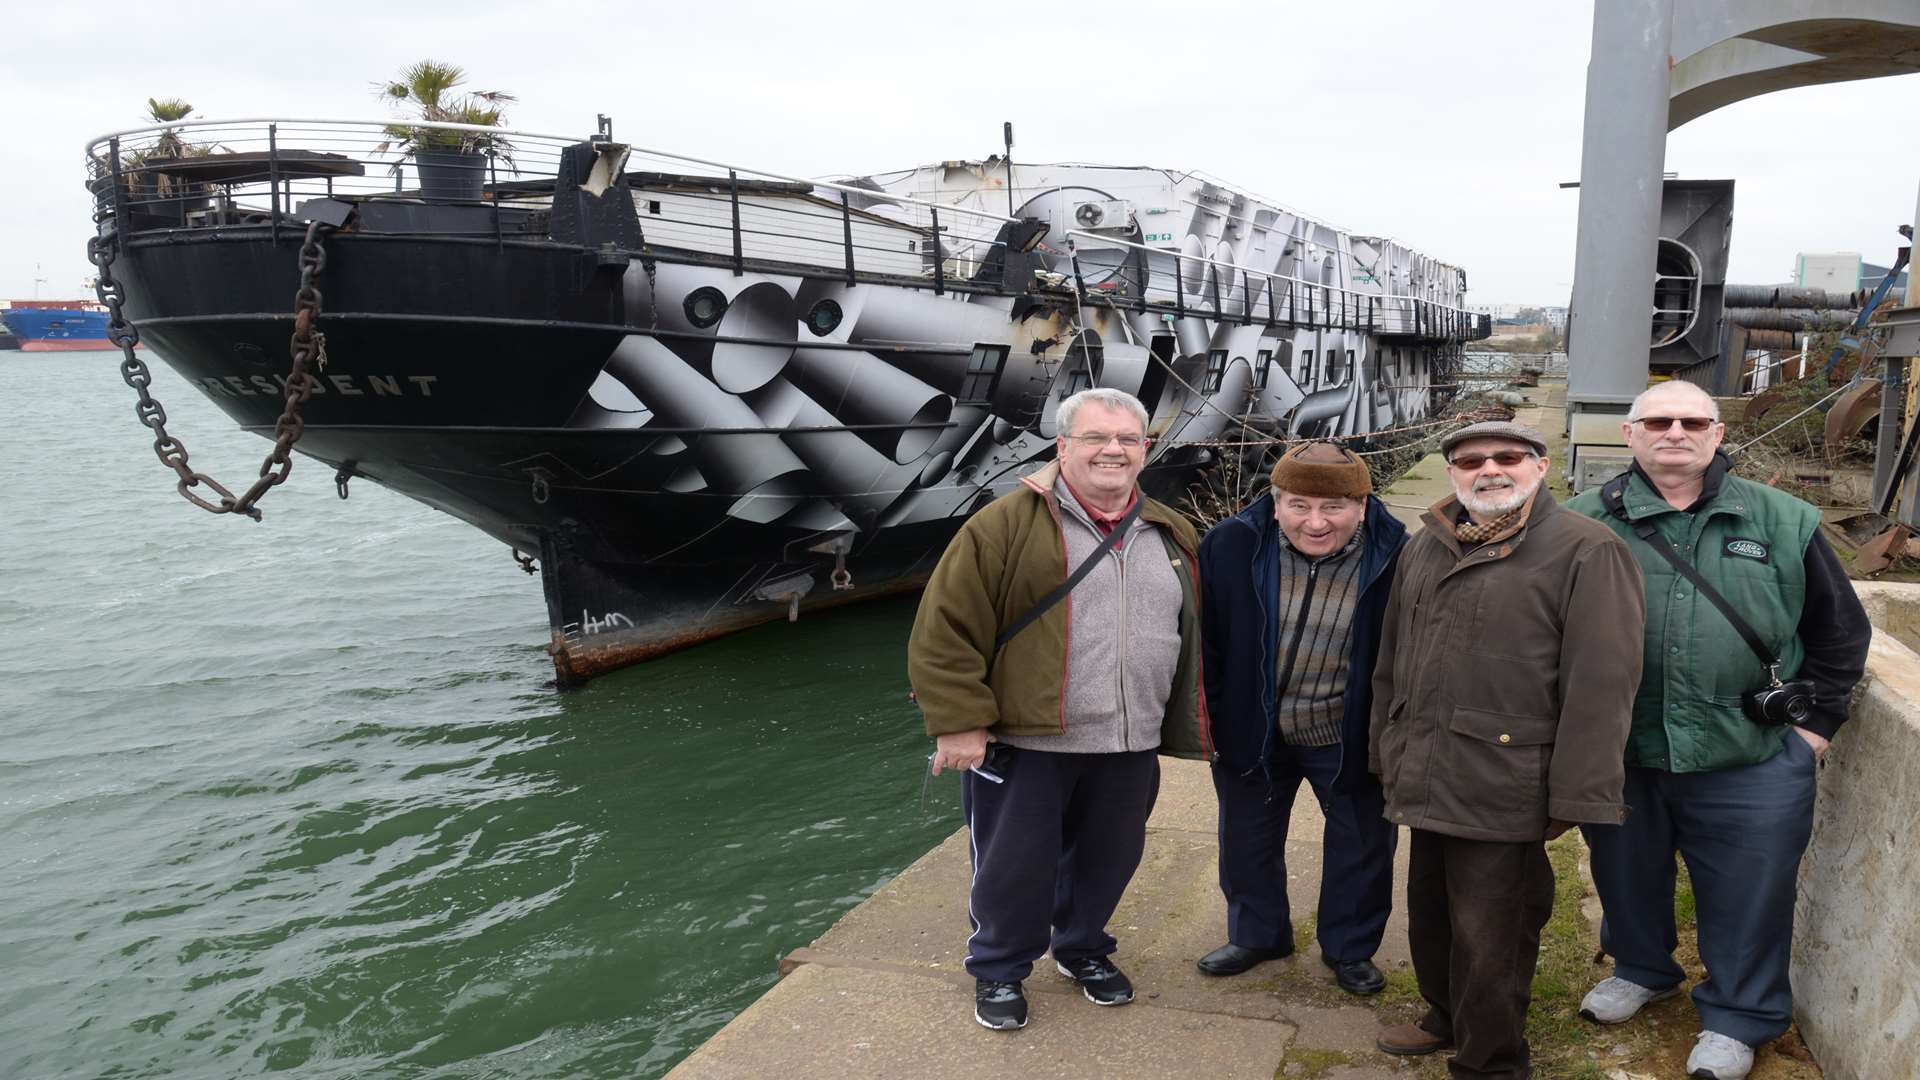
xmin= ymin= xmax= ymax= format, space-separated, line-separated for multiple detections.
xmin=1456 ymin=473 xmax=1541 ymax=516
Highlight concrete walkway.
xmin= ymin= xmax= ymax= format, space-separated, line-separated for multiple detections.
xmin=668 ymin=759 xmax=1417 ymax=1080
xmin=667 ymin=384 xmax=1570 ymax=1080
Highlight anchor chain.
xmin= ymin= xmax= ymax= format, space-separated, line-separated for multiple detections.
xmin=87 ymin=220 xmax=336 ymax=520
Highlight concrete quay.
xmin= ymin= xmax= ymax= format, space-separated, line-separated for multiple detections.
xmin=667 ymin=759 xmax=1419 ymax=1080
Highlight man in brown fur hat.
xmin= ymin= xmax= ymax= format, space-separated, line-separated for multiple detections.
xmin=1195 ymin=441 xmax=1407 ymax=995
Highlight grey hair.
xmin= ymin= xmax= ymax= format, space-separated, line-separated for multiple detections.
xmin=1056 ymin=387 xmax=1149 ymax=435
xmin=1627 ymin=381 xmax=1720 ymax=423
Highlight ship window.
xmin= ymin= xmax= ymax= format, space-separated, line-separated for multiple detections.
xmin=1204 ymin=350 xmax=1228 ymax=393
xmin=683 ymin=287 xmax=727 ymax=329
xmin=959 ymin=344 xmax=1008 ymax=403
xmin=1255 ymin=350 xmax=1272 ymax=389
xmin=805 ymin=299 xmax=843 ymax=337
xmin=647 ymin=200 xmax=661 ymax=214
xmin=1300 ymin=349 xmax=1315 ymax=386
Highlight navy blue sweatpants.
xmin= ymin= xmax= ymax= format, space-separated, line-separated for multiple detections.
xmin=961 ymin=746 xmax=1160 ymax=983
xmin=1581 ymin=732 xmax=1819 ymax=1046
xmin=1212 ymin=744 xmax=1397 ymax=962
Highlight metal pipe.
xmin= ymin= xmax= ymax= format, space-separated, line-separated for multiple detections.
xmin=728 ymin=170 xmax=744 ymax=276
xmin=1874 ymin=355 xmax=1909 ymax=511
xmin=1724 ymin=308 xmax=1858 ymax=332
xmin=1723 ymin=284 xmax=1865 ymax=310
xmin=931 ymin=207 xmax=944 ymax=296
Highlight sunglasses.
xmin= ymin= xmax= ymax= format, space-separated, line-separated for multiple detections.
xmin=1447 ymin=450 xmax=1535 ymax=470
xmin=1634 ymin=416 xmax=1717 ymax=433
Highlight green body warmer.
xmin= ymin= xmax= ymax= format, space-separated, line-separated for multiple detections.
xmin=1569 ymin=470 xmax=1817 ymax=773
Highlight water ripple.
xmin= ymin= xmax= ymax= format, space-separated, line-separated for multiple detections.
xmin=0 ymin=354 xmax=951 ymax=1079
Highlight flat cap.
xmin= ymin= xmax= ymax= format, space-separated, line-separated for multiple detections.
xmin=1440 ymin=420 xmax=1548 ymax=459
xmin=1270 ymin=440 xmax=1372 ymax=499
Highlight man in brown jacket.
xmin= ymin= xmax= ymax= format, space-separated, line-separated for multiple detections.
xmin=1368 ymin=420 xmax=1645 ymax=1079
xmin=908 ymin=387 xmax=1207 ymax=1032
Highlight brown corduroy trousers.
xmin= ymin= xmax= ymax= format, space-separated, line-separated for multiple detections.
xmin=1406 ymin=828 xmax=1557 ymax=1079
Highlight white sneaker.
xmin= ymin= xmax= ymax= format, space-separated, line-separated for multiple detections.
xmin=1577 ymin=975 xmax=1681 ymax=1023
xmin=1687 ymin=1030 xmax=1755 ymax=1079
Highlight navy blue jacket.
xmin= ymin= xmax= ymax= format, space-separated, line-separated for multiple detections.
xmin=1198 ymin=492 xmax=1406 ymax=792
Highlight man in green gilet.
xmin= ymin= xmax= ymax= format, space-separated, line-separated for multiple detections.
xmin=1567 ymin=380 xmax=1871 ymax=1080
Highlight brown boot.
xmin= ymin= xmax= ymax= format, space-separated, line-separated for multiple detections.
xmin=1376 ymin=1021 xmax=1453 ymax=1056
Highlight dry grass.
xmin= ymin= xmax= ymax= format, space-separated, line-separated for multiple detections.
xmin=1361 ymin=835 xmax=1826 ymax=1079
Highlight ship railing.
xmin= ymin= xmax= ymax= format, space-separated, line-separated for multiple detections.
xmin=82 ymin=117 xmax=1483 ymax=340
xmin=1058 ymin=227 xmax=1481 ymax=341
xmin=81 ymin=117 xmax=1026 ymax=294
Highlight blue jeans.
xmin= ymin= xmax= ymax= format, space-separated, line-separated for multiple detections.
xmin=1581 ymin=732 xmax=1818 ymax=1046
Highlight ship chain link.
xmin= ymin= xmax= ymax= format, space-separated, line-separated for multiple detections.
xmin=86 ymin=220 xmax=336 ymax=521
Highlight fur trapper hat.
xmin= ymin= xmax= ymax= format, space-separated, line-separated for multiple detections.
xmin=1269 ymin=441 xmax=1372 ymax=499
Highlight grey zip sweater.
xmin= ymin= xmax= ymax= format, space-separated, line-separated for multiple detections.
xmin=999 ymin=478 xmax=1186 ymax=754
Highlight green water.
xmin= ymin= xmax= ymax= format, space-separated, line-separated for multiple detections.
xmin=0 ymin=352 xmax=955 ymax=1078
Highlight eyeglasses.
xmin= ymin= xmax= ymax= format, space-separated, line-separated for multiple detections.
xmin=1634 ymin=416 xmax=1717 ymax=433
xmin=1447 ymin=450 xmax=1536 ymax=470
xmin=1065 ymin=432 xmax=1149 ymax=449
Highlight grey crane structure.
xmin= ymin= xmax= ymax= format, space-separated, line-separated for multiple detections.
xmin=1564 ymin=0 xmax=1920 ymax=488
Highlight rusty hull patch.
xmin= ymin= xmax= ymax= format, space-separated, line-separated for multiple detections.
xmin=548 ymin=574 xmax=933 ymax=686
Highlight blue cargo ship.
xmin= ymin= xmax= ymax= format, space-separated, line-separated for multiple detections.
xmin=0 ymin=302 xmax=119 ymax=351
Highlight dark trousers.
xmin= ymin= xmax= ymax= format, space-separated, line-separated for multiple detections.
xmin=1211 ymin=745 xmax=1397 ymax=961
xmin=1581 ymin=734 xmax=1818 ymax=1046
xmin=961 ymin=746 xmax=1160 ymax=983
xmin=1407 ymin=828 xmax=1555 ymax=1080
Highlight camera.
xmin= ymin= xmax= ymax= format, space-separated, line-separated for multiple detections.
xmin=1741 ymin=679 xmax=1816 ymax=727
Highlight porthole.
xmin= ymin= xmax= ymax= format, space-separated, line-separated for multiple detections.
xmin=684 ymin=287 xmax=728 ymax=329
xmin=805 ymin=298 xmax=843 ymax=337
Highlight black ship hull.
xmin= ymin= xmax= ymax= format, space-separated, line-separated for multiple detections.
xmin=88 ymin=123 xmax=1486 ymax=683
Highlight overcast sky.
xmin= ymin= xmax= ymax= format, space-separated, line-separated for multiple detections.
xmin=2 ymin=0 xmax=1915 ymax=307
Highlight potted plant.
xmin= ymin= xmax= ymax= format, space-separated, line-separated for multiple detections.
xmin=141 ymin=98 xmax=217 ymax=218
xmin=375 ymin=61 xmax=515 ymax=201
xmin=91 ymin=98 xmax=218 ymax=225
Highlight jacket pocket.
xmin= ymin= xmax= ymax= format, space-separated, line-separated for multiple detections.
xmin=1442 ymin=706 xmax=1553 ymax=817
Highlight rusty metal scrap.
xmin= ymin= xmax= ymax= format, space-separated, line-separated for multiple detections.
xmin=1825 ymin=378 xmax=1884 ymax=460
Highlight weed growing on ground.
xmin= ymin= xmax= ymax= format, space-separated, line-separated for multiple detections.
xmin=1272 ymin=1046 xmax=1353 ymax=1079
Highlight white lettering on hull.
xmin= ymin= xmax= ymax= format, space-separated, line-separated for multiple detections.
xmin=560 ymin=610 xmax=635 ymax=644
xmin=196 ymin=373 xmax=439 ymax=399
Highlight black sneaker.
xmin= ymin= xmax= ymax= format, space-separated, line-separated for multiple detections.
xmin=1054 ymin=956 xmax=1135 ymax=1005
xmin=974 ymin=979 xmax=1027 ymax=1030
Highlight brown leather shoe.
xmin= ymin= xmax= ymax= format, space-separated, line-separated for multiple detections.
xmin=1376 ymin=1021 xmax=1452 ymax=1056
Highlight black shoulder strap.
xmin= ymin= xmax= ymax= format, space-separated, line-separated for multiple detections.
xmin=993 ymin=498 xmax=1145 ymax=657
xmin=1601 ymin=478 xmax=1779 ymax=672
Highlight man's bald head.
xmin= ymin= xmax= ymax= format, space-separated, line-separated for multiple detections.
xmin=1622 ymin=380 xmax=1724 ymax=482
xmin=1628 ymin=381 xmax=1719 ymax=423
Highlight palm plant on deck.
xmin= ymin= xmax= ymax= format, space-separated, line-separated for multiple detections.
xmin=94 ymin=98 xmax=215 ymax=205
xmin=374 ymin=60 xmax=517 ymax=167
xmin=146 ymin=97 xmax=195 ymax=158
